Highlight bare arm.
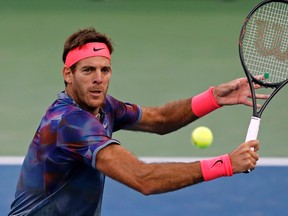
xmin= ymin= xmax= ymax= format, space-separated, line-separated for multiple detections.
xmin=96 ymin=144 xmax=203 ymax=195
xmin=96 ymin=140 xmax=259 ymax=195
xmin=129 ymin=77 xmax=269 ymax=135
xmin=131 ymin=98 xmax=198 ymax=135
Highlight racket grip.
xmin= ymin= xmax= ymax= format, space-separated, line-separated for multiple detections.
xmin=244 ymin=116 xmax=260 ymax=173
xmin=245 ymin=116 xmax=261 ymax=143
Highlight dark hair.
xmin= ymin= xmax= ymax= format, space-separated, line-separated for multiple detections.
xmin=62 ymin=27 xmax=114 ymax=65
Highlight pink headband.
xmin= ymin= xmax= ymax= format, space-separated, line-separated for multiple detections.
xmin=65 ymin=42 xmax=111 ymax=67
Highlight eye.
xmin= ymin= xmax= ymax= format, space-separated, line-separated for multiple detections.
xmin=82 ymin=67 xmax=94 ymax=74
xmin=102 ymin=66 xmax=111 ymax=74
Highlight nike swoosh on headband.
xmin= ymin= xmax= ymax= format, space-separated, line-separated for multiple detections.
xmin=65 ymin=42 xmax=111 ymax=67
xmin=93 ymin=47 xmax=104 ymax=52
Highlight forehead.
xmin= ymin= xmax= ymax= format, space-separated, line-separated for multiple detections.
xmin=77 ymin=56 xmax=111 ymax=67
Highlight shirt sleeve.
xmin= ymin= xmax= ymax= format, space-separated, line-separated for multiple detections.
xmin=57 ymin=110 xmax=120 ymax=168
xmin=106 ymin=95 xmax=142 ymax=132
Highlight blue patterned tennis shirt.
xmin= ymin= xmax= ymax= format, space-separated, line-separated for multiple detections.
xmin=9 ymin=92 xmax=141 ymax=216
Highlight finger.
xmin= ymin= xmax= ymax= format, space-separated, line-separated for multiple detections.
xmin=256 ymin=103 xmax=262 ymax=109
xmin=245 ymin=92 xmax=269 ymax=100
xmin=249 ymin=146 xmax=259 ymax=159
xmin=252 ymin=152 xmax=259 ymax=162
xmin=243 ymin=101 xmax=263 ymax=109
xmin=244 ymin=99 xmax=265 ymax=108
xmin=249 ymin=152 xmax=259 ymax=170
xmin=240 ymin=77 xmax=249 ymax=84
xmin=242 ymin=100 xmax=257 ymax=108
xmin=255 ymin=93 xmax=270 ymax=99
xmin=248 ymin=163 xmax=256 ymax=172
xmin=254 ymin=75 xmax=265 ymax=80
xmin=248 ymin=156 xmax=257 ymax=169
xmin=245 ymin=100 xmax=254 ymax=107
xmin=247 ymin=140 xmax=259 ymax=150
xmin=252 ymin=143 xmax=260 ymax=152
xmin=253 ymin=83 xmax=262 ymax=89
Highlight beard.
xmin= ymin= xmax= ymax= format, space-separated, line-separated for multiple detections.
xmin=71 ymin=81 xmax=108 ymax=114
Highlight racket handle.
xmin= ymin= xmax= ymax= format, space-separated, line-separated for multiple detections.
xmin=245 ymin=116 xmax=261 ymax=143
xmin=244 ymin=116 xmax=260 ymax=173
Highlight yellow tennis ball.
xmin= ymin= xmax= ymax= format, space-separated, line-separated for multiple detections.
xmin=191 ymin=126 xmax=213 ymax=148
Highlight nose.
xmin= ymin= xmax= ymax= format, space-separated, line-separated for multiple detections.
xmin=92 ymin=70 xmax=103 ymax=84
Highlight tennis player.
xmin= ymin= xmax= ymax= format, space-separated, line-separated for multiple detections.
xmin=9 ymin=28 xmax=268 ymax=216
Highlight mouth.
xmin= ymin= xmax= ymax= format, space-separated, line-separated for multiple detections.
xmin=89 ymin=90 xmax=102 ymax=97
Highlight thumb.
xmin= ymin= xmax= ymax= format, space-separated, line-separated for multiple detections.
xmin=247 ymin=140 xmax=259 ymax=151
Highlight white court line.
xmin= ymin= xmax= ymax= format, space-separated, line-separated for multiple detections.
xmin=141 ymin=157 xmax=288 ymax=166
xmin=0 ymin=156 xmax=24 ymax=165
xmin=1 ymin=156 xmax=288 ymax=166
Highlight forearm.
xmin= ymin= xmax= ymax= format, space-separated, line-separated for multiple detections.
xmin=134 ymin=88 xmax=220 ymax=135
xmin=132 ymin=77 xmax=268 ymax=135
xmin=96 ymin=145 xmax=236 ymax=196
xmin=131 ymin=98 xmax=196 ymax=135
xmin=131 ymin=161 xmax=204 ymax=195
xmin=97 ymin=144 xmax=203 ymax=195
xmin=145 ymin=98 xmax=197 ymax=134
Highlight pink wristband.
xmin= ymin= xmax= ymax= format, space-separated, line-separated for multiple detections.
xmin=191 ymin=87 xmax=221 ymax=118
xmin=200 ymin=154 xmax=233 ymax=181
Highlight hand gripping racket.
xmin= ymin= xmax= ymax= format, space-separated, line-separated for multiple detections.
xmin=239 ymin=0 xmax=288 ymax=171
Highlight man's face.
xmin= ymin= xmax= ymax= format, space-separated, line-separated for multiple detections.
xmin=64 ymin=56 xmax=112 ymax=115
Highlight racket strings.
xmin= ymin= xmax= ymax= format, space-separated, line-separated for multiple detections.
xmin=242 ymin=2 xmax=288 ymax=84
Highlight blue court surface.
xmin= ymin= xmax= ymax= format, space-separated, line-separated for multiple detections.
xmin=2 ymin=1 xmax=288 ymax=215
xmin=1 ymin=157 xmax=288 ymax=216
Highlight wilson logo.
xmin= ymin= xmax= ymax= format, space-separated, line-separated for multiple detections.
xmin=254 ymin=19 xmax=288 ymax=61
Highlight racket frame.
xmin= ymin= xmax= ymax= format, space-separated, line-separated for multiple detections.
xmin=238 ymin=0 xmax=288 ymax=172
xmin=239 ymin=0 xmax=288 ymax=118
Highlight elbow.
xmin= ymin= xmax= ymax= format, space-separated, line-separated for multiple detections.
xmin=136 ymin=182 xmax=156 ymax=196
xmin=133 ymin=175 xmax=163 ymax=195
xmin=153 ymin=122 xmax=172 ymax=135
xmin=155 ymin=127 xmax=178 ymax=136
xmin=154 ymin=130 xmax=167 ymax=136
xmin=127 ymin=176 xmax=158 ymax=195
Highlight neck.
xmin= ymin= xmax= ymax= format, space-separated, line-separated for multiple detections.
xmin=64 ymin=89 xmax=100 ymax=116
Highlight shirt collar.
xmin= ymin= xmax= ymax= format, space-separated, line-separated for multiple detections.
xmin=57 ymin=91 xmax=106 ymax=115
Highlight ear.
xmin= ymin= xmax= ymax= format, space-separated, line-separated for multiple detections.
xmin=63 ymin=66 xmax=73 ymax=84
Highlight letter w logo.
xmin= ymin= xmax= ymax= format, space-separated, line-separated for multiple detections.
xmin=255 ymin=19 xmax=288 ymax=61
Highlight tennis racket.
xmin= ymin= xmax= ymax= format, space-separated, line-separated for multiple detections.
xmin=239 ymin=0 xmax=288 ymax=171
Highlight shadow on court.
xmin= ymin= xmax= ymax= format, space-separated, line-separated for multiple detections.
xmin=1 ymin=165 xmax=288 ymax=216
